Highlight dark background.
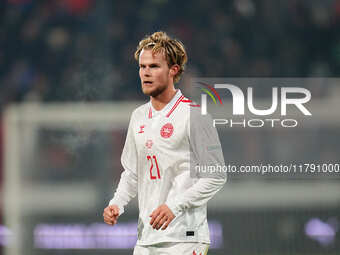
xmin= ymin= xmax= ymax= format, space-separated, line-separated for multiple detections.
xmin=1 ymin=1 xmax=340 ymax=255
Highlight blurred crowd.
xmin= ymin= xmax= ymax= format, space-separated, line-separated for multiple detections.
xmin=0 ymin=0 xmax=340 ymax=107
xmin=0 ymin=4 xmax=339 ymax=253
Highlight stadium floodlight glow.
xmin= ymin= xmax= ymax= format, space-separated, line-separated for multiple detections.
xmin=305 ymin=217 xmax=338 ymax=246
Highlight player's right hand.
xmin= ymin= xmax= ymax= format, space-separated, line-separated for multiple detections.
xmin=103 ymin=205 xmax=119 ymax=226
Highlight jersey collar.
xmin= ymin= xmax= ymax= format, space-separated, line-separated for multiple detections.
xmin=148 ymin=89 xmax=184 ymax=119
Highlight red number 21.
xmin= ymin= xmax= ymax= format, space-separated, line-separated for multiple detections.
xmin=147 ymin=155 xmax=161 ymax=180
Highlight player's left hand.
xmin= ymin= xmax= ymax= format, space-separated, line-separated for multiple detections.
xmin=149 ymin=204 xmax=175 ymax=231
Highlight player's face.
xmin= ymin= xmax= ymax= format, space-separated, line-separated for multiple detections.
xmin=139 ymin=49 xmax=172 ymax=97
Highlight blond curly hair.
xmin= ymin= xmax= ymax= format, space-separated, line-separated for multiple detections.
xmin=134 ymin=31 xmax=187 ymax=83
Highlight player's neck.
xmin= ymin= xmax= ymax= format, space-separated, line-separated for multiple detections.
xmin=150 ymin=86 xmax=177 ymax=111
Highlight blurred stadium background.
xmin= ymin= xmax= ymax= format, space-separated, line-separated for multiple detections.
xmin=1 ymin=0 xmax=340 ymax=255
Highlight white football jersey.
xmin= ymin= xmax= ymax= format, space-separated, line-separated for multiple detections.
xmin=109 ymin=89 xmax=226 ymax=245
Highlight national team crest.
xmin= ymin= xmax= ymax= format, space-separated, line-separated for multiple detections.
xmin=160 ymin=123 xmax=174 ymax=138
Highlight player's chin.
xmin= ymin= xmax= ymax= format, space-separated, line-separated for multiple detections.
xmin=142 ymin=86 xmax=158 ymax=97
xmin=142 ymin=87 xmax=152 ymax=96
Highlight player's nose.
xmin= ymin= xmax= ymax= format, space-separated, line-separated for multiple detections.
xmin=143 ymin=69 xmax=151 ymax=77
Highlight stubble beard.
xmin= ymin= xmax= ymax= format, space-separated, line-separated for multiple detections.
xmin=142 ymin=83 xmax=168 ymax=98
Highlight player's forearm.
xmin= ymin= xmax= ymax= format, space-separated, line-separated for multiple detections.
xmin=166 ymin=177 xmax=226 ymax=216
xmin=109 ymin=170 xmax=137 ymax=215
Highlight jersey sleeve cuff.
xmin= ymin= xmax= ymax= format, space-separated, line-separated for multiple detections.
xmin=166 ymin=201 xmax=182 ymax=217
xmin=109 ymin=198 xmax=125 ymax=216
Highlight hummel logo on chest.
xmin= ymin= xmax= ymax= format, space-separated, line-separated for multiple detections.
xmin=138 ymin=125 xmax=145 ymax=134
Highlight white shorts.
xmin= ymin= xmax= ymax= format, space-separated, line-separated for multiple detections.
xmin=133 ymin=242 xmax=209 ymax=255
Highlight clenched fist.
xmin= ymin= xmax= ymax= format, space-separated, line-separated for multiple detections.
xmin=103 ymin=205 xmax=119 ymax=226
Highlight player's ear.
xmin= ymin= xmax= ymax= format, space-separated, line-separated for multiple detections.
xmin=169 ymin=64 xmax=180 ymax=77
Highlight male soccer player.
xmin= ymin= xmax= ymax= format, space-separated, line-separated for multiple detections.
xmin=103 ymin=31 xmax=226 ymax=255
